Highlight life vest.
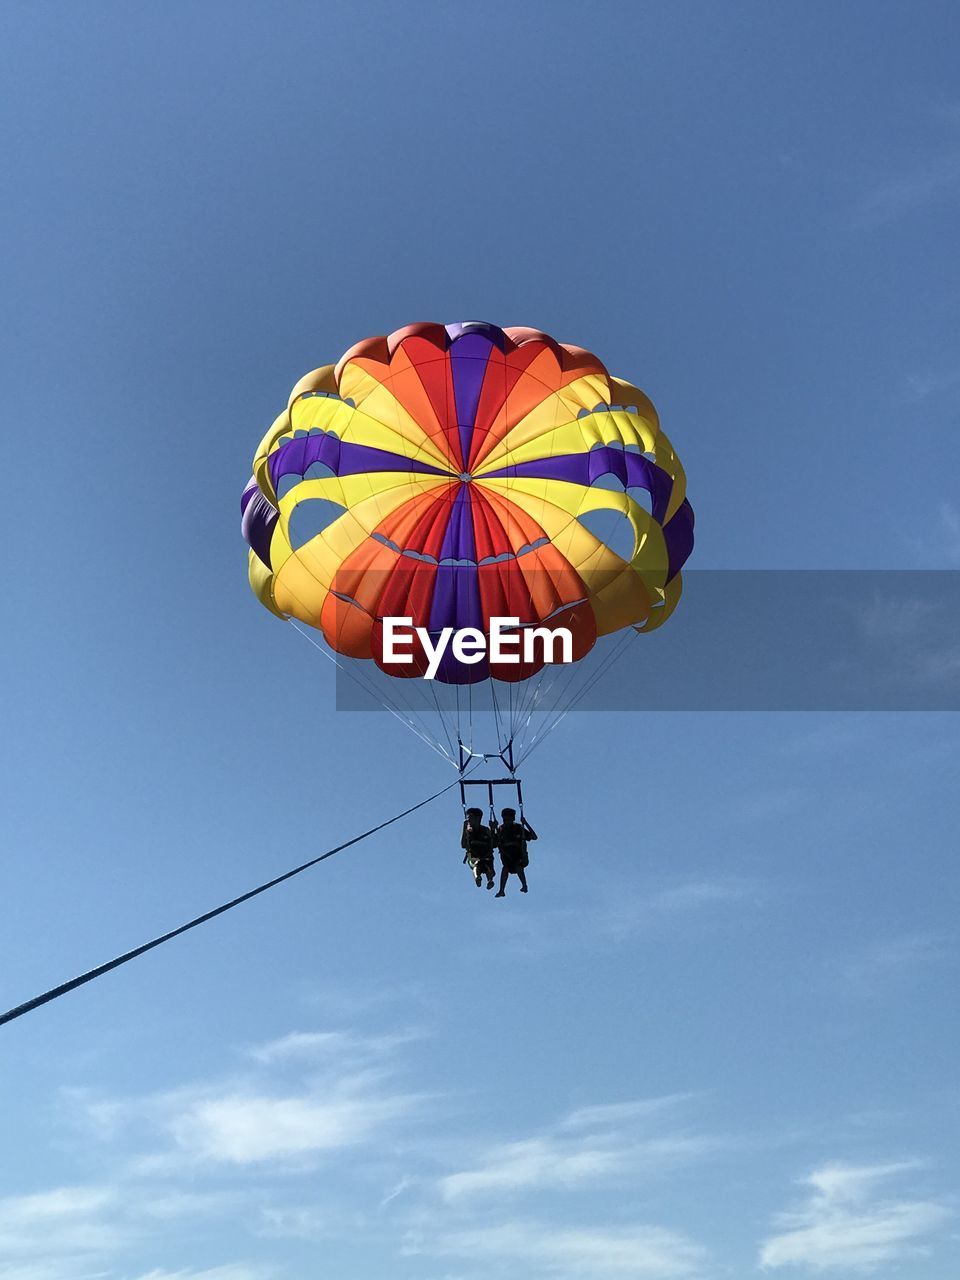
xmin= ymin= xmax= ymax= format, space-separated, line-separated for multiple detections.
xmin=465 ymin=826 xmax=493 ymax=860
xmin=498 ymin=823 xmax=527 ymax=862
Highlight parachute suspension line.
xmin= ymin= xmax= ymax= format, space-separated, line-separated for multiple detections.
xmin=454 ymin=684 xmax=475 ymax=764
xmin=426 ymin=673 xmax=458 ymax=763
xmin=511 ymin=660 xmax=570 ymax=757
xmin=561 ymin=626 xmax=643 ymax=723
xmin=513 ymin=663 xmax=556 ymax=749
xmin=289 ymin=620 xmax=442 ymax=759
xmin=516 ymin=627 xmax=641 ymax=767
xmin=0 ymin=777 xmax=463 ymax=1030
xmin=517 ymin=642 xmax=619 ymax=767
xmin=362 ymin=653 xmax=459 ymax=764
xmin=527 ymin=618 xmax=616 ymax=735
xmin=508 ymin=676 xmax=523 ymax=739
xmin=507 ymin=676 xmax=536 ymax=757
xmin=533 ymin=660 xmax=583 ymax=734
xmin=489 ymin=677 xmax=506 ymax=756
xmin=512 ymin=670 xmax=552 ymax=757
xmin=288 ymin=621 xmax=456 ymax=767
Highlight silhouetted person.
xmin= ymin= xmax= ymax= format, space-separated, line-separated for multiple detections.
xmin=493 ymin=807 xmax=537 ymax=897
xmin=461 ymin=807 xmax=495 ymax=889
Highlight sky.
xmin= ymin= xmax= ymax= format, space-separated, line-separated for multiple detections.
xmin=1 ymin=2 xmax=959 ymax=1278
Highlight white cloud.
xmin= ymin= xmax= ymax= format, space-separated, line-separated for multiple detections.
xmin=0 ymin=1267 xmax=109 ymax=1280
xmin=650 ymin=880 xmax=753 ymax=911
xmin=169 ymin=1085 xmax=418 ymax=1165
xmin=136 ymin=1190 xmax=252 ymax=1220
xmin=440 ymin=1136 xmax=624 ymax=1200
xmin=34 ymin=1040 xmax=718 ymax=1280
xmin=858 ymin=595 xmax=939 ymax=643
xmin=908 ymin=500 xmax=960 ymax=569
xmin=596 ymin=877 xmax=759 ymax=942
xmin=440 ymin=1133 xmax=718 ymax=1203
xmin=379 ymin=1175 xmax=415 ymax=1208
xmin=406 ymin=1218 xmax=708 ymax=1278
xmin=438 ymin=1096 xmax=719 ymax=1202
xmin=247 ymin=1029 xmax=360 ymax=1064
xmin=70 ymin=1025 xmax=425 ymax=1173
xmin=258 ymin=1202 xmax=369 ymax=1242
xmin=856 ymin=150 xmax=960 ymax=226
xmin=903 ymin=368 xmax=960 ymax=404
xmin=131 ymin=1269 xmax=271 ymax=1280
xmin=476 ymin=871 xmax=759 ymax=956
xmin=246 ymin=1027 xmax=421 ymax=1067
xmin=0 ymin=1185 xmax=122 ymax=1257
xmin=560 ymin=1096 xmax=694 ymax=1132
xmin=834 ymin=934 xmax=944 ymax=999
xmin=0 ymin=1182 xmax=266 ymax=1279
xmin=759 ymin=1160 xmax=952 ymax=1271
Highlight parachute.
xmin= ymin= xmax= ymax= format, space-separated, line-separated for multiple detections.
xmin=241 ymin=322 xmax=694 ymax=776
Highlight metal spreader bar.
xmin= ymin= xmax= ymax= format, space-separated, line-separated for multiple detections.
xmin=457 ymin=740 xmax=524 ymax=818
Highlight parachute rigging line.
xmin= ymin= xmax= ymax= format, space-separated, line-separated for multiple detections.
xmin=288 ymin=619 xmax=457 ymax=766
xmin=0 ymin=778 xmax=461 ymax=1030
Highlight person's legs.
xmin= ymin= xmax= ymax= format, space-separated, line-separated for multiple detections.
xmin=496 ymin=866 xmax=509 ymax=897
xmin=518 ymin=867 xmax=528 ymax=892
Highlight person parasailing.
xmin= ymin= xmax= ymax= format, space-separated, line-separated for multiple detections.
xmin=461 ymin=807 xmax=496 ymax=889
xmin=493 ymin=807 xmax=537 ymax=897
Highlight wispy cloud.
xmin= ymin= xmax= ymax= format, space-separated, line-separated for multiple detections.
xmin=43 ymin=1047 xmax=722 ymax=1279
xmin=258 ymin=1202 xmax=367 ymax=1242
xmin=246 ymin=1027 xmax=422 ymax=1067
xmin=475 ymin=863 xmax=761 ymax=957
xmin=405 ymin=1218 xmax=708 ymax=1278
xmin=379 ymin=1175 xmax=416 ymax=1209
xmin=439 ymin=1136 xmax=625 ymax=1201
xmin=649 ymin=879 xmax=753 ymax=912
xmin=597 ymin=876 xmax=761 ymax=942
xmin=0 ymin=1266 xmax=113 ymax=1280
xmin=0 ymin=1185 xmax=123 ymax=1258
xmin=71 ymin=1026 xmax=426 ymax=1173
xmin=41 ymin=1025 xmax=955 ymax=1280
xmin=907 ymin=500 xmax=960 ymax=574
xmin=759 ymin=1160 xmax=952 ymax=1271
xmin=131 ymin=1270 xmax=272 ymax=1280
xmin=854 ymin=584 xmax=960 ymax=695
xmin=11 ymin=1034 xmax=420 ymax=1273
xmin=832 ymin=933 xmax=946 ymax=1000
xmin=438 ymin=1095 xmax=719 ymax=1202
xmin=0 ymin=1184 xmax=265 ymax=1280
xmin=903 ymin=368 xmax=960 ymax=405
xmin=856 ymin=150 xmax=960 ymax=226
xmin=168 ymin=1082 xmax=419 ymax=1166
xmin=560 ymin=1096 xmax=695 ymax=1132
xmin=780 ymin=716 xmax=874 ymax=757
xmin=857 ymin=595 xmax=940 ymax=643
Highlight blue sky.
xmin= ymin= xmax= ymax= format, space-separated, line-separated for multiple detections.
xmin=2 ymin=2 xmax=960 ymax=1278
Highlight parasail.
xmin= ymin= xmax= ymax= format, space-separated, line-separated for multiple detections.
xmin=241 ymin=322 xmax=694 ymax=779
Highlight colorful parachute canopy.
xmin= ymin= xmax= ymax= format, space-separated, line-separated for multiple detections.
xmin=241 ymin=322 xmax=694 ymax=687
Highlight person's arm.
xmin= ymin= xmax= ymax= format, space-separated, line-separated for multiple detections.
xmin=522 ymin=818 xmax=538 ymax=840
